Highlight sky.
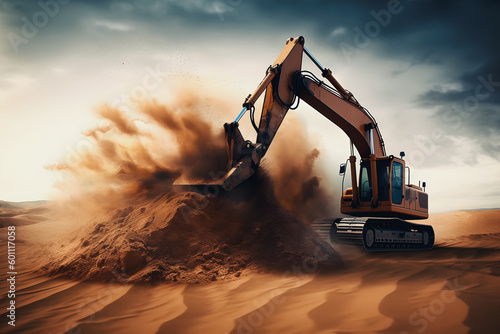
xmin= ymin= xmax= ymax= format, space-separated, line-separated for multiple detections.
xmin=1 ymin=0 xmax=499 ymax=213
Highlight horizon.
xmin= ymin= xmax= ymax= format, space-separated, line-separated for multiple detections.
xmin=1 ymin=198 xmax=499 ymax=216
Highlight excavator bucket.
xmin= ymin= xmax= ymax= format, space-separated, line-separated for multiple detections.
xmin=172 ymin=122 xmax=263 ymax=193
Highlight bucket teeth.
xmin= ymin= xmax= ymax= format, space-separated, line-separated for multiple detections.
xmin=172 ymin=155 xmax=256 ymax=193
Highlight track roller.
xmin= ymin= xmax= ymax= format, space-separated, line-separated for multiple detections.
xmin=312 ymin=217 xmax=434 ymax=251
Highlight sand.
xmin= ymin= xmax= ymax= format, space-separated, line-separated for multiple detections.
xmin=0 ymin=200 xmax=50 ymax=228
xmin=1 ymin=204 xmax=500 ymax=333
xmin=35 ymin=184 xmax=340 ymax=283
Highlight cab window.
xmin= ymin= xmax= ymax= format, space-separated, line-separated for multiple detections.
xmin=359 ymin=160 xmax=390 ymax=202
xmin=360 ymin=163 xmax=371 ymax=202
xmin=392 ymin=161 xmax=403 ymax=204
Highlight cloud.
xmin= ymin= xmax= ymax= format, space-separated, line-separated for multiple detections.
xmin=330 ymin=27 xmax=347 ymax=37
xmin=93 ymin=20 xmax=131 ymax=32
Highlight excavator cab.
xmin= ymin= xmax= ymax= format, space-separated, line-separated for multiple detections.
xmin=340 ymin=156 xmax=428 ymax=220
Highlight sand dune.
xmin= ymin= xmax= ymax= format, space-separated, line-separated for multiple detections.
xmin=1 ymin=208 xmax=500 ymax=333
xmin=0 ymin=201 xmax=50 ymax=228
xmin=427 ymin=209 xmax=500 ymax=249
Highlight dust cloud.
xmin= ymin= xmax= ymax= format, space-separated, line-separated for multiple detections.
xmin=47 ymin=91 xmax=227 ymax=212
xmin=264 ymin=114 xmax=335 ymax=223
xmin=41 ymin=91 xmax=340 ymax=282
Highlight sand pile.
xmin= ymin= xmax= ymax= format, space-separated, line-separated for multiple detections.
xmin=40 ymin=93 xmax=340 ymax=283
xmin=40 ymin=173 xmax=339 ymax=283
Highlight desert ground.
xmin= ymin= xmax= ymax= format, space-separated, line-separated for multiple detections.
xmin=1 ymin=199 xmax=499 ymax=334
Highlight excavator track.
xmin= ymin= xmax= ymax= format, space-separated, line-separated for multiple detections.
xmin=312 ymin=217 xmax=434 ymax=251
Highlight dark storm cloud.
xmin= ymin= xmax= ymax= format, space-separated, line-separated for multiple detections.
xmin=399 ymin=0 xmax=500 ymax=161
xmin=0 ymin=0 xmax=241 ymax=56
xmin=4 ymin=0 xmax=498 ymax=59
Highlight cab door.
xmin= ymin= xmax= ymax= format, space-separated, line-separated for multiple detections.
xmin=391 ymin=161 xmax=403 ymax=206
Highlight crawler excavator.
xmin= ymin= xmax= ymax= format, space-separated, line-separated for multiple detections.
xmin=175 ymin=36 xmax=434 ymax=251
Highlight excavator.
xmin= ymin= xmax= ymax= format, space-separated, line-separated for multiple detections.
xmin=175 ymin=36 xmax=434 ymax=251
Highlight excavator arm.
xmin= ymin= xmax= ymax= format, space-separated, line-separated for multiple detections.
xmin=223 ymin=36 xmax=385 ymax=204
